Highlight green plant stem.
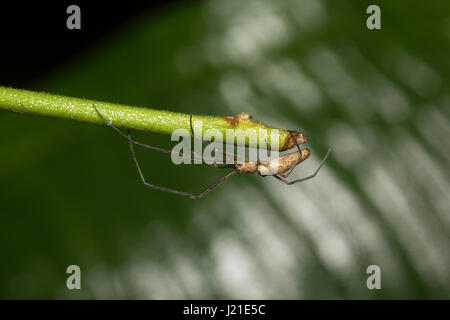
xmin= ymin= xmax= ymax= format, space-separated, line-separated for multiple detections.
xmin=0 ymin=86 xmax=302 ymax=150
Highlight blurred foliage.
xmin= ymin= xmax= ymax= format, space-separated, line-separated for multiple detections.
xmin=0 ymin=0 xmax=449 ymax=299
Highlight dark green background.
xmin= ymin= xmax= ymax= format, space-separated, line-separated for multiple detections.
xmin=0 ymin=0 xmax=449 ymax=299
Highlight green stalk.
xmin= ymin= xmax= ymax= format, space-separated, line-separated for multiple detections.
xmin=0 ymin=86 xmax=306 ymax=150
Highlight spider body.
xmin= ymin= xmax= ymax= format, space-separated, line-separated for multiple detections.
xmin=236 ymin=149 xmax=310 ymax=176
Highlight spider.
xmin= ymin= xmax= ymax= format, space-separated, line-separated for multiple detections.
xmin=92 ymin=105 xmax=331 ymax=199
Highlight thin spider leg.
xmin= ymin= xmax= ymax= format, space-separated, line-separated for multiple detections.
xmin=278 ymin=160 xmax=298 ymax=178
xmin=291 ymin=130 xmax=302 ymax=157
xmin=278 ymin=162 xmax=296 ymax=178
xmin=191 ymin=169 xmax=238 ymax=199
xmin=210 ymin=163 xmax=236 ymax=169
xmin=273 ymin=148 xmax=331 ymax=185
xmin=128 ymin=132 xmax=237 ymax=199
xmin=93 ymin=104 xmax=172 ymax=153
xmin=92 ymin=104 xmax=206 ymax=162
xmin=187 ymin=114 xmax=213 ymax=163
xmin=277 ymin=171 xmax=293 ymax=179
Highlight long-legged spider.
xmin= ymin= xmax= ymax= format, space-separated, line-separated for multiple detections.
xmin=92 ymin=105 xmax=331 ymax=199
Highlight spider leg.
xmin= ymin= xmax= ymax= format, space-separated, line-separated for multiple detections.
xmin=92 ymin=104 xmax=173 ymax=153
xmin=277 ymin=171 xmax=292 ymax=179
xmin=273 ymin=148 xmax=331 ymax=185
xmin=128 ymin=131 xmax=237 ymax=199
xmin=93 ymin=104 xmax=215 ymax=163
